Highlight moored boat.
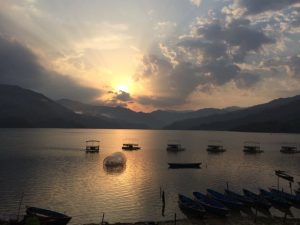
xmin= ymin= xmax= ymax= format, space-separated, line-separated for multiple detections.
xmin=206 ymin=145 xmax=226 ymax=153
xmin=280 ymin=144 xmax=300 ymax=154
xmin=122 ymin=143 xmax=141 ymax=151
xmin=26 ymin=207 xmax=71 ymax=225
xmin=259 ymin=189 xmax=291 ymax=208
xmin=269 ymin=188 xmax=300 ymax=205
xmin=167 ymin=143 xmax=185 ymax=152
xmin=243 ymin=142 xmax=263 ymax=153
xmin=193 ymin=192 xmax=229 ymax=216
xmin=207 ymin=189 xmax=244 ymax=209
xmin=85 ymin=140 xmax=100 ymax=153
xmin=168 ymin=163 xmax=201 ymax=169
xmin=243 ymin=189 xmax=271 ymax=209
xmin=225 ymin=189 xmax=254 ymax=207
xmin=178 ymin=194 xmax=205 ymax=217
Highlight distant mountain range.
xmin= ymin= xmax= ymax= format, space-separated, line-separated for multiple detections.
xmin=58 ymin=99 xmax=239 ymax=129
xmin=165 ymin=95 xmax=300 ymax=133
xmin=0 ymin=84 xmax=300 ymax=133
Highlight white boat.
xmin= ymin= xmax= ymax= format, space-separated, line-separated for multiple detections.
xmin=85 ymin=140 xmax=100 ymax=153
xmin=280 ymin=144 xmax=300 ymax=154
xmin=167 ymin=144 xmax=185 ymax=152
xmin=243 ymin=142 xmax=263 ymax=153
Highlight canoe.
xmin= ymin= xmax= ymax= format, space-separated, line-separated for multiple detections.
xmin=243 ymin=189 xmax=271 ymax=209
xmin=193 ymin=192 xmax=229 ymax=216
xmin=26 ymin=207 xmax=71 ymax=225
xmin=178 ymin=194 xmax=205 ymax=217
xmin=269 ymin=188 xmax=300 ymax=205
xmin=275 ymin=170 xmax=294 ymax=182
xmin=168 ymin=163 xmax=201 ymax=169
xmin=259 ymin=189 xmax=291 ymax=208
xmin=225 ymin=189 xmax=254 ymax=207
xmin=207 ymin=189 xmax=244 ymax=209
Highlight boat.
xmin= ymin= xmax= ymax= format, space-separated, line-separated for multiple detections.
xmin=85 ymin=140 xmax=100 ymax=153
xmin=207 ymin=189 xmax=244 ymax=209
xmin=269 ymin=188 xmax=300 ymax=205
xmin=243 ymin=189 xmax=271 ymax=209
xmin=168 ymin=163 xmax=201 ymax=169
xmin=225 ymin=189 xmax=254 ymax=207
xmin=193 ymin=192 xmax=229 ymax=216
xmin=178 ymin=194 xmax=205 ymax=217
xmin=167 ymin=144 xmax=185 ymax=152
xmin=122 ymin=143 xmax=141 ymax=151
xmin=206 ymin=145 xmax=226 ymax=153
xmin=275 ymin=170 xmax=294 ymax=182
xmin=243 ymin=142 xmax=263 ymax=153
xmin=26 ymin=207 xmax=71 ymax=225
xmin=280 ymin=144 xmax=300 ymax=154
xmin=259 ymin=189 xmax=291 ymax=208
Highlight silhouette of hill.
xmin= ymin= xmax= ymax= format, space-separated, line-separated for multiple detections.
xmin=0 ymin=84 xmax=146 ymax=128
xmin=165 ymin=95 xmax=300 ymax=133
xmin=58 ymin=99 xmax=239 ymax=129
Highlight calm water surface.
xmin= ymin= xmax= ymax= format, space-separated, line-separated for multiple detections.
xmin=0 ymin=129 xmax=299 ymax=224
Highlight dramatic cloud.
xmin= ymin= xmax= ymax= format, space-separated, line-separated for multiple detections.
xmin=239 ymin=0 xmax=300 ymax=15
xmin=0 ymin=36 xmax=102 ymax=102
xmin=106 ymin=90 xmax=133 ymax=107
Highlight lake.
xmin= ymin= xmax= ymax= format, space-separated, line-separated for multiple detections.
xmin=0 ymin=129 xmax=299 ymax=224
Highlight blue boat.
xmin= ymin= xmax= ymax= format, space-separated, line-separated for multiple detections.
xmin=225 ymin=189 xmax=254 ymax=207
xmin=269 ymin=188 xmax=300 ymax=205
xmin=259 ymin=189 xmax=291 ymax=208
xmin=243 ymin=189 xmax=271 ymax=209
xmin=193 ymin=192 xmax=229 ymax=216
xmin=207 ymin=189 xmax=244 ymax=209
xmin=178 ymin=194 xmax=206 ymax=217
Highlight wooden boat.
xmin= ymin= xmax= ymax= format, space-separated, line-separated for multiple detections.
xmin=280 ymin=144 xmax=300 ymax=154
xmin=207 ymin=189 xmax=244 ymax=209
xmin=225 ymin=189 xmax=254 ymax=207
xmin=243 ymin=142 xmax=263 ymax=153
xmin=206 ymin=145 xmax=226 ymax=153
xmin=269 ymin=188 xmax=300 ymax=205
xmin=85 ymin=140 xmax=100 ymax=153
xmin=178 ymin=194 xmax=205 ymax=217
xmin=193 ymin=192 xmax=229 ymax=216
xmin=26 ymin=207 xmax=71 ymax=225
xmin=122 ymin=143 xmax=141 ymax=151
xmin=167 ymin=144 xmax=185 ymax=152
xmin=275 ymin=170 xmax=294 ymax=182
xmin=259 ymin=189 xmax=291 ymax=208
xmin=243 ymin=189 xmax=271 ymax=209
xmin=168 ymin=163 xmax=201 ymax=169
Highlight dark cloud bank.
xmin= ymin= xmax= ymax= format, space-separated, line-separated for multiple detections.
xmin=0 ymin=36 xmax=101 ymax=102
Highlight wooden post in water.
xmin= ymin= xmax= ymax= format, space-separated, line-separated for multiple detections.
xmin=254 ymin=207 xmax=257 ymax=223
xmin=226 ymin=182 xmax=229 ymax=190
xmin=17 ymin=192 xmax=24 ymax=221
xmin=160 ymin=187 xmax=162 ymax=199
xmin=277 ymin=176 xmax=280 ymax=190
xmin=289 ymin=182 xmax=292 ymax=194
xmin=283 ymin=211 xmax=287 ymax=225
xmin=101 ymin=212 xmax=105 ymax=225
xmin=174 ymin=213 xmax=177 ymax=225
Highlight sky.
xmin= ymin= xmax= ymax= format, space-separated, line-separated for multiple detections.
xmin=0 ymin=0 xmax=300 ymax=112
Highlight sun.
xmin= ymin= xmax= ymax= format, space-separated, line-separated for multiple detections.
xmin=116 ymin=84 xmax=129 ymax=92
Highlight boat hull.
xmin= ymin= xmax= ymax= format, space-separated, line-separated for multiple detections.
xmin=243 ymin=189 xmax=271 ymax=209
xmin=26 ymin=207 xmax=71 ymax=225
xmin=207 ymin=189 xmax=244 ymax=209
xmin=168 ymin=163 xmax=201 ymax=169
xmin=178 ymin=194 xmax=205 ymax=217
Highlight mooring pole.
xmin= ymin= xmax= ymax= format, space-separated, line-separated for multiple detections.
xmin=17 ymin=192 xmax=24 ymax=221
xmin=174 ymin=213 xmax=177 ymax=225
xmin=226 ymin=181 xmax=229 ymax=190
xmin=101 ymin=212 xmax=105 ymax=225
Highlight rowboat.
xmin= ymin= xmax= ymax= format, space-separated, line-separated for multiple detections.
xmin=225 ymin=189 xmax=254 ymax=207
xmin=207 ymin=189 xmax=244 ymax=209
xmin=275 ymin=170 xmax=294 ymax=182
xmin=193 ymin=192 xmax=229 ymax=216
xmin=85 ymin=140 xmax=100 ymax=153
xmin=167 ymin=144 xmax=185 ymax=152
xmin=243 ymin=142 xmax=263 ymax=153
xmin=178 ymin=194 xmax=205 ymax=217
xmin=259 ymin=189 xmax=291 ymax=208
xmin=26 ymin=207 xmax=71 ymax=225
xmin=243 ymin=189 xmax=271 ymax=209
xmin=122 ymin=143 xmax=141 ymax=151
xmin=269 ymin=188 xmax=300 ymax=205
xmin=168 ymin=163 xmax=201 ymax=169
xmin=280 ymin=144 xmax=300 ymax=154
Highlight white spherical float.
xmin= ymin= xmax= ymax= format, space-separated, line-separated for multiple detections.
xmin=103 ymin=152 xmax=127 ymax=174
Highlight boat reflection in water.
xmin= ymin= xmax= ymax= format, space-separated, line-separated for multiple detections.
xmin=103 ymin=152 xmax=127 ymax=175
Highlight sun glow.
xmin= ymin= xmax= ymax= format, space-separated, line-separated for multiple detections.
xmin=116 ymin=83 xmax=130 ymax=92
